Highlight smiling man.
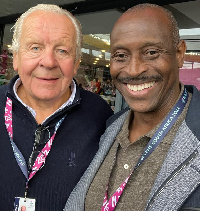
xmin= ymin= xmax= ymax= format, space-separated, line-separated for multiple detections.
xmin=13 ymin=9 xmax=80 ymax=123
xmin=0 ymin=4 xmax=113 ymax=211
xmin=64 ymin=3 xmax=200 ymax=211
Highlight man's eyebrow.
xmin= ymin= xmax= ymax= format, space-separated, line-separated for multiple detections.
xmin=142 ymin=41 xmax=164 ymax=48
xmin=111 ymin=42 xmax=165 ymax=51
xmin=111 ymin=45 xmax=129 ymax=52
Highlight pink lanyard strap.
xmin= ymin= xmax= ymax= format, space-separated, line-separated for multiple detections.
xmin=101 ymin=88 xmax=189 ymax=211
xmin=4 ymin=97 xmax=66 ymax=187
xmin=102 ymin=175 xmax=130 ymax=211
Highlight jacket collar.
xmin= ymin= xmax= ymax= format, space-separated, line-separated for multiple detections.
xmin=6 ymin=75 xmax=81 ymax=125
xmin=146 ymin=85 xmax=200 ymax=210
xmin=146 ymin=120 xmax=200 ymax=210
xmin=185 ymin=85 xmax=200 ymax=140
xmin=7 ymin=75 xmax=81 ymax=103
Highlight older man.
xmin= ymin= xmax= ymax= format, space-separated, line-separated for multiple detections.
xmin=65 ymin=3 xmax=200 ymax=211
xmin=0 ymin=4 xmax=113 ymax=211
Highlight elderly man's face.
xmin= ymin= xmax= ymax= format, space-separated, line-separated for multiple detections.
xmin=110 ymin=7 xmax=186 ymax=114
xmin=13 ymin=11 xmax=79 ymax=104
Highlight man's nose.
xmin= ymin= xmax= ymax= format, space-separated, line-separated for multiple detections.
xmin=127 ymin=55 xmax=148 ymax=76
xmin=39 ymin=49 xmax=58 ymax=69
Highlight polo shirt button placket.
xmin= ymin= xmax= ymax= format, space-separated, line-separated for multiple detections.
xmin=124 ymin=164 xmax=129 ymax=169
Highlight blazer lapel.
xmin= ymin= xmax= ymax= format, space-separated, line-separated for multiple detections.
xmin=146 ymin=121 xmax=200 ymax=211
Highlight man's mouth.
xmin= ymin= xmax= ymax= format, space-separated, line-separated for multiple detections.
xmin=37 ymin=77 xmax=59 ymax=81
xmin=43 ymin=78 xmax=57 ymax=80
xmin=127 ymin=81 xmax=155 ymax=91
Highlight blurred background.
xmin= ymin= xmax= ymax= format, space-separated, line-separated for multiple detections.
xmin=0 ymin=0 xmax=200 ymax=110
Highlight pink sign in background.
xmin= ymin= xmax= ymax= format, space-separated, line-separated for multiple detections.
xmin=180 ymin=62 xmax=200 ymax=90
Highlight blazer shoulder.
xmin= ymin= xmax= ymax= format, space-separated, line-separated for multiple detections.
xmin=106 ymin=107 xmax=129 ymax=127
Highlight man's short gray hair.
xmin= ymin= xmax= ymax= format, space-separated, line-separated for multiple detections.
xmin=10 ymin=4 xmax=83 ymax=60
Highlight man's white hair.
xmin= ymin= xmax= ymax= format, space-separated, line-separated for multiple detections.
xmin=10 ymin=4 xmax=83 ymax=60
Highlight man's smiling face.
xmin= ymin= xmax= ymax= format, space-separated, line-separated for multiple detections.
xmin=110 ymin=7 xmax=186 ymax=114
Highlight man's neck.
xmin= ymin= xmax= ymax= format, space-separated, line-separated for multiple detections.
xmin=129 ymin=111 xmax=162 ymax=143
xmin=129 ymin=102 xmax=179 ymax=143
xmin=129 ymin=84 xmax=184 ymax=143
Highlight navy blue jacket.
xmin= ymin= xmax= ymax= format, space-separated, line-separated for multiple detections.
xmin=0 ymin=75 xmax=113 ymax=211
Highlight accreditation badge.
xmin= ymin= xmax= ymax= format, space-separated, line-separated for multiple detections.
xmin=14 ymin=197 xmax=36 ymax=211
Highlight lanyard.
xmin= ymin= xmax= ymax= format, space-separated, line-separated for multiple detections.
xmin=101 ymin=88 xmax=189 ymax=211
xmin=4 ymin=97 xmax=66 ymax=196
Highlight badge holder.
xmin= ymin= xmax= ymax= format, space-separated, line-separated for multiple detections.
xmin=14 ymin=196 xmax=36 ymax=211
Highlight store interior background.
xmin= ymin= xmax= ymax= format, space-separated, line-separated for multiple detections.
xmin=0 ymin=0 xmax=200 ymax=111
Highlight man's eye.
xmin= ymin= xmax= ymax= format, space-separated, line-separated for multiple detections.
xmin=145 ymin=50 xmax=160 ymax=59
xmin=56 ymin=49 xmax=71 ymax=56
xmin=31 ymin=46 xmax=40 ymax=51
xmin=111 ymin=53 xmax=128 ymax=61
xmin=149 ymin=51 xmax=157 ymax=55
xmin=58 ymin=49 xmax=67 ymax=54
xmin=55 ymin=49 xmax=71 ymax=58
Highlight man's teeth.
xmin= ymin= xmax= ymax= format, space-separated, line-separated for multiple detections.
xmin=127 ymin=82 xmax=155 ymax=91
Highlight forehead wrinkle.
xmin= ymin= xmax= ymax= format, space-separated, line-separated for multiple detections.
xmin=22 ymin=18 xmax=75 ymax=47
xmin=24 ymin=19 xmax=72 ymax=36
xmin=22 ymin=29 xmax=74 ymax=47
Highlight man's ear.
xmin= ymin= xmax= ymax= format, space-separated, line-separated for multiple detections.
xmin=176 ymin=40 xmax=187 ymax=68
xmin=12 ymin=52 xmax=19 ymax=72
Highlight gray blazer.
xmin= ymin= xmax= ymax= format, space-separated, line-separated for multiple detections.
xmin=64 ymin=85 xmax=200 ymax=211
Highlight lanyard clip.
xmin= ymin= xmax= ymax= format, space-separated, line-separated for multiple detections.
xmin=24 ymin=187 xmax=28 ymax=202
